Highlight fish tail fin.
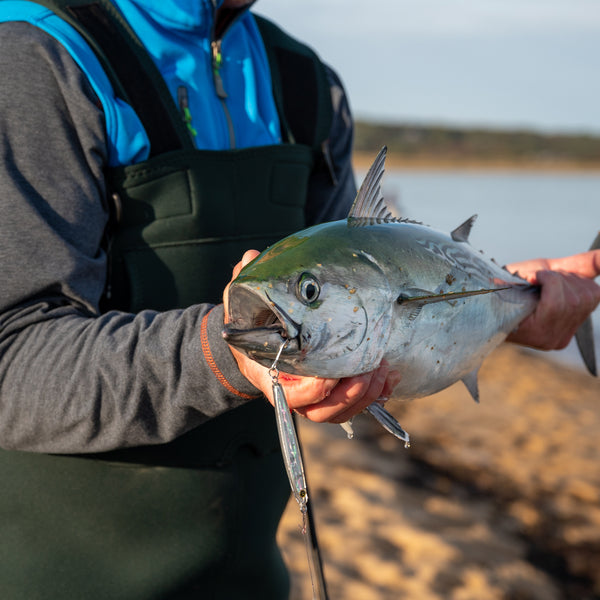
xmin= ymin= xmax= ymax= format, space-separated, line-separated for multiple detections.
xmin=575 ymin=318 xmax=597 ymax=376
xmin=574 ymin=231 xmax=600 ymax=376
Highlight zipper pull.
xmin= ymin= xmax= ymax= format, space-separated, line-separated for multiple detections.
xmin=211 ymin=40 xmax=227 ymax=99
xmin=177 ymin=86 xmax=198 ymax=138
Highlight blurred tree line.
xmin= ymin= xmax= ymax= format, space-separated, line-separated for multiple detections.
xmin=354 ymin=121 xmax=600 ymax=165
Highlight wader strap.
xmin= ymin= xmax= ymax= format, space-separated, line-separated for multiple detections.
xmin=255 ymin=15 xmax=333 ymax=150
xmin=67 ymin=3 xmax=186 ymax=155
xmin=30 ymin=0 xmax=193 ymax=155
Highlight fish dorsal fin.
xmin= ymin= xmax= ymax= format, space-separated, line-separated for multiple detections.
xmin=348 ymin=146 xmax=423 ymax=227
xmin=348 ymin=146 xmax=394 ymax=225
xmin=451 ymin=215 xmax=478 ymax=243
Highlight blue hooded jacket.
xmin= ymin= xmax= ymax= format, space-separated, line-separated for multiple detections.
xmin=0 ymin=0 xmax=282 ymax=165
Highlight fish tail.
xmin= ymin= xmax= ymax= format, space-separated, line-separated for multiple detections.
xmin=574 ymin=231 xmax=600 ymax=376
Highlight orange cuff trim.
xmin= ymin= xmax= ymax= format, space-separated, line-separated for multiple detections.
xmin=200 ymin=308 xmax=261 ymax=400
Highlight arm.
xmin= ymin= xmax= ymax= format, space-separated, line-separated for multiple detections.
xmin=506 ymin=251 xmax=600 ymax=349
xmin=0 ymin=24 xmax=257 ymax=453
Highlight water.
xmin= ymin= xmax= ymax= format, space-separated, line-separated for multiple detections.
xmin=360 ymin=168 xmax=600 ymax=372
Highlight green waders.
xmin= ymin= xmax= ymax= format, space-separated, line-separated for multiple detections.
xmin=0 ymin=2 xmax=335 ymax=598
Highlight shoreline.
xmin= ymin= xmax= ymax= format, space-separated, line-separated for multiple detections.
xmin=352 ymin=150 xmax=600 ymax=173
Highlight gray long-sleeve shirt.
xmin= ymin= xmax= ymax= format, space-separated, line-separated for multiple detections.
xmin=0 ymin=22 xmax=356 ymax=454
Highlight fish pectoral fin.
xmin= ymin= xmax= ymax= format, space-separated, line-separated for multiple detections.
xmin=396 ymin=287 xmax=435 ymax=305
xmin=575 ymin=316 xmax=597 ymax=376
xmin=461 ymin=368 xmax=480 ymax=403
xmin=396 ymin=286 xmax=511 ymax=306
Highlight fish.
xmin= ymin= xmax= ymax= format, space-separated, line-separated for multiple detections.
xmin=223 ymin=147 xmax=597 ymax=441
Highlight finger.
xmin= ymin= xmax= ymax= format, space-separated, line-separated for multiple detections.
xmin=508 ymin=249 xmax=600 ymax=283
xmin=231 ymin=344 xmax=341 ymax=407
xmin=330 ymin=367 xmax=390 ymax=423
xmin=280 ymin=375 xmax=339 ymax=410
xmin=546 ymin=249 xmax=600 ymax=280
xmin=541 ymin=271 xmax=581 ymax=348
xmin=223 ymin=249 xmax=260 ymax=319
xmin=231 ymin=249 xmax=260 ymax=280
xmin=296 ymin=363 xmax=390 ymax=423
xmin=506 ymin=259 xmax=549 ymax=282
xmin=530 ymin=270 xmax=575 ymax=349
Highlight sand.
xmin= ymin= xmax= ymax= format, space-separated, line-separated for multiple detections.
xmin=277 ymin=345 xmax=600 ymax=600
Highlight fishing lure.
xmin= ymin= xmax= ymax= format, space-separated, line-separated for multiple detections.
xmin=270 ymin=341 xmax=328 ymax=600
xmin=270 ymin=342 xmax=308 ymax=511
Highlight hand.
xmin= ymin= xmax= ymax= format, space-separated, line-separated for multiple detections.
xmin=506 ymin=250 xmax=600 ymax=350
xmin=223 ymin=250 xmax=401 ymax=423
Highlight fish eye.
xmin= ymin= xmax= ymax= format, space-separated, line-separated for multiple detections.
xmin=296 ymin=273 xmax=321 ymax=305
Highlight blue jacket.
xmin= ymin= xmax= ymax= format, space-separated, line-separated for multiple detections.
xmin=0 ymin=0 xmax=281 ymax=165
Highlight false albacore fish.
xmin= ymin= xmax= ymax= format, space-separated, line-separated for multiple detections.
xmin=223 ymin=147 xmax=597 ymax=443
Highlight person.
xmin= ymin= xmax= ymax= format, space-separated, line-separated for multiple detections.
xmin=0 ymin=0 xmax=598 ymax=598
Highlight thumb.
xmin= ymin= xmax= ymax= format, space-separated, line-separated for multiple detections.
xmin=223 ymin=249 xmax=260 ymax=322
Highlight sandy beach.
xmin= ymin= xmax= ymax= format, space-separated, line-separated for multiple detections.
xmin=278 ymin=345 xmax=600 ymax=600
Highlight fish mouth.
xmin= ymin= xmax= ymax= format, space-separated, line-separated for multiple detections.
xmin=222 ymin=285 xmax=301 ymax=361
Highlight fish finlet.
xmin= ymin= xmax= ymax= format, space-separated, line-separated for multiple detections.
xmin=461 ymin=368 xmax=480 ymax=403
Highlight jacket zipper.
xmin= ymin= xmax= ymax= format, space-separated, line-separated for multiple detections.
xmin=177 ymin=86 xmax=198 ymax=141
xmin=210 ymin=38 xmax=236 ymax=148
xmin=209 ymin=0 xmax=254 ymax=149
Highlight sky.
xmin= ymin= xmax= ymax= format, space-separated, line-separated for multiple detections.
xmin=256 ymin=0 xmax=600 ymax=135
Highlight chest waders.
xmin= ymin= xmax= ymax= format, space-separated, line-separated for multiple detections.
xmin=0 ymin=2 xmax=334 ymax=598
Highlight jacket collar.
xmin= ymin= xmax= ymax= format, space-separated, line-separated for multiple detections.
xmin=120 ymin=1 xmax=255 ymax=37
xmin=121 ymin=0 xmax=221 ymax=34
